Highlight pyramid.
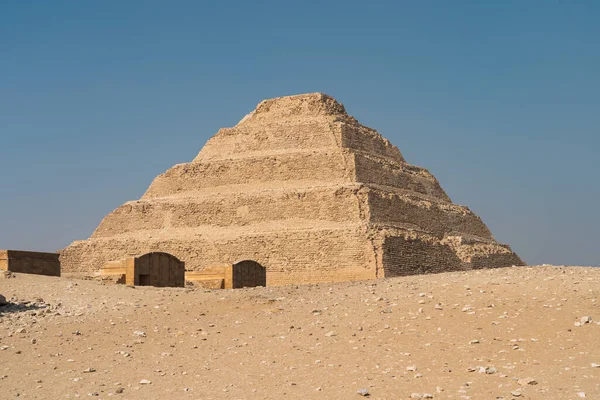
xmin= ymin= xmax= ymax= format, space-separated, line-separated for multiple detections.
xmin=60 ymin=93 xmax=524 ymax=284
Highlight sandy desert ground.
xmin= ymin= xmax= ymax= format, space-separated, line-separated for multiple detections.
xmin=1 ymin=266 xmax=599 ymax=400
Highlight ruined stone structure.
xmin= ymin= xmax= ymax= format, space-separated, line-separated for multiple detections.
xmin=185 ymin=260 xmax=267 ymax=289
xmin=61 ymin=93 xmax=523 ymax=285
xmin=100 ymin=252 xmax=185 ymax=287
xmin=1 ymin=250 xmax=61 ymax=277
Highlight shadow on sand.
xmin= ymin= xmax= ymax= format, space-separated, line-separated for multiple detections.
xmin=0 ymin=302 xmax=47 ymax=316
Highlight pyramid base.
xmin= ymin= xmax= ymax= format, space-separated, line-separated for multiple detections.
xmin=60 ymin=225 xmax=523 ymax=286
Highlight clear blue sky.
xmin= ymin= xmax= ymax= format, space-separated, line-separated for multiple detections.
xmin=1 ymin=1 xmax=598 ymax=266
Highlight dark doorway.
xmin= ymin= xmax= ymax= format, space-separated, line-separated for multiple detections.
xmin=231 ymin=260 xmax=266 ymax=288
xmin=138 ymin=274 xmax=150 ymax=286
xmin=132 ymin=252 xmax=185 ymax=287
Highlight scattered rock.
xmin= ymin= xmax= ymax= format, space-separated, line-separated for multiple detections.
xmin=357 ymin=388 xmax=369 ymax=396
xmin=140 ymin=379 xmax=152 ymax=385
xmin=410 ymin=393 xmax=433 ymax=399
xmin=1 ymin=271 xmax=11 ymax=279
xmin=517 ymin=377 xmax=537 ymax=386
xmin=485 ymin=367 xmax=497 ymax=374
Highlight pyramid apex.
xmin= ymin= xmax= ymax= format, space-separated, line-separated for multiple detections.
xmin=237 ymin=92 xmax=348 ymax=125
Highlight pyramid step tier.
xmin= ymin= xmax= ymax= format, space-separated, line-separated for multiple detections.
xmin=62 ymin=226 xmax=377 ymax=285
xmin=195 ymin=119 xmax=404 ymax=163
xmin=61 ymin=226 xmax=521 ymax=284
xmin=143 ymin=149 xmax=449 ymax=201
xmin=93 ymin=184 xmax=491 ymax=240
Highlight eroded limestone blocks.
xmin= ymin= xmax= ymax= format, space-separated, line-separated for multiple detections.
xmin=0 ymin=250 xmax=60 ymax=277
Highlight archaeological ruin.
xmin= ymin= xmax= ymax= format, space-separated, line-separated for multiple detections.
xmin=185 ymin=260 xmax=267 ymax=289
xmin=100 ymin=252 xmax=185 ymax=287
xmin=1 ymin=250 xmax=61 ymax=277
xmin=60 ymin=93 xmax=524 ymax=286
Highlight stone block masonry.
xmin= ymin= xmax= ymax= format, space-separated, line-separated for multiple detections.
xmin=100 ymin=252 xmax=184 ymax=287
xmin=0 ymin=250 xmax=60 ymax=277
xmin=60 ymin=93 xmax=524 ymax=285
xmin=185 ymin=260 xmax=266 ymax=289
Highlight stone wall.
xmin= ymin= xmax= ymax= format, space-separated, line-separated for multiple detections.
xmin=0 ymin=250 xmax=60 ymax=277
xmin=380 ymin=233 xmax=523 ymax=277
xmin=62 ymin=228 xmax=378 ymax=285
xmin=196 ymin=122 xmax=339 ymax=161
xmin=367 ymin=188 xmax=492 ymax=239
xmin=340 ymin=122 xmax=405 ymax=161
xmin=380 ymin=236 xmax=465 ymax=277
xmin=185 ymin=266 xmax=227 ymax=289
xmin=185 ymin=261 xmax=267 ymax=289
xmin=353 ymin=152 xmax=450 ymax=201
xmin=143 ymin=150 xmax=355 ymax=200
xmin=91 ymin=185 xmax=367 ymax=239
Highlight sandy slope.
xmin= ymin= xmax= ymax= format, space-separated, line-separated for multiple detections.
xmin=1 ymin=266 xmax=599 ymax=400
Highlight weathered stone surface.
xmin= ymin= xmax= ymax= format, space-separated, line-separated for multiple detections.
xmin=60 ymin=93 xmax=523 ymax=284
xmin=0 ymin=250 xmax=60 ymax=277
xmin=517 ymin=377 xmax=538 ymax=386
xmin=100 ymin=252 xmax=185 ymax=287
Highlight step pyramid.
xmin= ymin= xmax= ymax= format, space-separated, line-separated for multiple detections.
xmin=60 ymin=93 xmax=524 ymax=284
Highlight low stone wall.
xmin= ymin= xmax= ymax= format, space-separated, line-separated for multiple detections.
xmin=0 ymin=250 xmax=60 ymax=277
xmin=185 ymin=261 xmax=266 ymax=289
xmin=185 ymin=266 xmax=227 ymax=289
